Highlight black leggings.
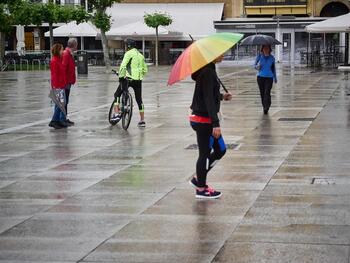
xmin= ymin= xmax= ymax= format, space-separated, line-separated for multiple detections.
xmin=114 ymin=79 xmax=144 ymax=112
xmin=191 ymin=122 xmax=226 ymax=187
xmin=257 ymin=76 xmax=273 ymax=111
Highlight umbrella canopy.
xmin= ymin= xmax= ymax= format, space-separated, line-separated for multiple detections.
xmin=168 ymin=32 xmax=243 ymax=85
xmin=45 ymin=21 xmax=98 ymax=37
xmin=240 ymin=34 xmax=281 ymax=46
xmin=16 ymin=25 xmax=25 ymax=56
xmin=306 ymin=13 xmax=350 ymax=33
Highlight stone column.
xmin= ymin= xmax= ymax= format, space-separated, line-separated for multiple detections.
xmin=291 ymin=29 xmax=295 ymax=65
xmin=275 ymin=22 xmax=282 ymax=63
xmin=340 ymin=32 xmax=346 ymax=62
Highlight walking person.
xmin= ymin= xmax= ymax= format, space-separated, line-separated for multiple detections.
xmin=62 ymin=38 xmax=77 ymax=125
xmin=111 ymin=39 xmax=148 ymax=127
xmin=255 ymin=45 xmax=277 ymax=114
xmin=49 ymin=43 xmax=67 ymax=129
xmin=189 ymin=54 xmax=232 ymax=199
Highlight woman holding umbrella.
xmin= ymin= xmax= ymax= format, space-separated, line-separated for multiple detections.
xmin=255 ymin=45 xmax=277 ymax=114
xmin=240 ymin=34 xmax=280 ymax=115
xmin=168 ymin=32 xmax=243 ymax=199
xmin=189 ymin=54 xmax=232 ymax=199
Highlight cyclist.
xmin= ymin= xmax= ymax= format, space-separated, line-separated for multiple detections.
xmin=111 ymin=39 xmax=148 ymax=127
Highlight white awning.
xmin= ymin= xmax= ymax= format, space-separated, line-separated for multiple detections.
xmin=106 ymin=21 xmax=181 ymax=39
xmin=44 ymin=21 xmax=98 ymax=37
xmin=106 ymin=3 xmax=224 ymax=40
xmin=306 ymin=13 xmax=350 ymax=33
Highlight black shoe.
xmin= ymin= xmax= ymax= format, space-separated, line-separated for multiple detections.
xmin=196 ymin=187 xmax=222 ymax=199
xmin=59 ymin=121 xmax=68 ymax=128
xmin=49 ymin=121 xmax=63 ymax=129
xmin=189 ymin=177 xmax=209 ymax=189
xmin=66 ymin=119 xmax=75 ymax=126
xmin=263 ymin=109 xmax=269 ymax=114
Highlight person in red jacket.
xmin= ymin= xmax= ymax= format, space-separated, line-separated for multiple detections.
xmin=49 ymin=43 xmax=67 ymax=129
xmin=62 ymin=38 xmax=77 ymax=125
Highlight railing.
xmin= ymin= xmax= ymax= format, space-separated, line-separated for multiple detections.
xmin=244 ymin=0 xmax=307 ymax=6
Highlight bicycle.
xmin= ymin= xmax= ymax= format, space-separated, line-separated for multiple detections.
xmin=108 ymin=70 xmax=133 ymax=130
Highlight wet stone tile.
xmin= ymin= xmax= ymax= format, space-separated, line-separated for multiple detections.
xmin=213 ymin=242 xmax=349 ymax=263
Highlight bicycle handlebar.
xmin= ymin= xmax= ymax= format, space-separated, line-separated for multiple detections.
xmin=111 ymin=69 xmax=118 ymax=76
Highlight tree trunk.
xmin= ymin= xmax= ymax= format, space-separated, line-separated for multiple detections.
xmin=49 ymin=22 xmax=53 ymax=58
xmin=0 ymin=32 xmax=5 ymax=67
xmin=155 ymin=26 xmax=159 ymax=66
xmin=100 ymin=29 xmax=111 ymax=72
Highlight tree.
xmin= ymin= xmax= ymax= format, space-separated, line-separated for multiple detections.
xmin=0 ymin=0 xmax=19 ymax=65
xmin=0 ymin=0 xmax=89 ymax=63
xmin=26 ymin=1 xmax=89 ymax=52
xmin=89 ymin=0 xmax=120 ymax=72
xmin=144 ymin=12 xmax=172 ymax=66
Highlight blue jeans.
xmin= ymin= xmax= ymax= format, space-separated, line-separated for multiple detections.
xmin=52 ymin=104 xmax=65 ymax=122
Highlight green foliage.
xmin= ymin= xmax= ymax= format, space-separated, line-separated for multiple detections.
xmin=89 ymin=0 xmax=120 ymax=31
xmin=0 ymin=3 xmax=13 ymax=33
xmin=92 ymin=11 xmax=111 ymax=31
xmin=26 ymin=2 xmax=89 ymax=25
xmin=144 ymin=12 xmax=172 ymax=29
xmin=0 ymin=1 xmax=90 ymax=31
xmin=88 ymin=0 xmax=118 ymax=11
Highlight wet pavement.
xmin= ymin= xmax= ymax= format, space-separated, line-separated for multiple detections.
xmin=0 ymin=63 xmax=349 ymax=262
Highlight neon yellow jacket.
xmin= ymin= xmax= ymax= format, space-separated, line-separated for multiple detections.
xmin=118 ymin=48 xmax=148 ymax=80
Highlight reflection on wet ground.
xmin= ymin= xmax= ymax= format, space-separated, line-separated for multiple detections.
xmin=0 ymin=64 xmax=349 ymax=262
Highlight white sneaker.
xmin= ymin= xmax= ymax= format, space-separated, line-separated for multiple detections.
xmin=138 ymin=121 xmax=146 ymax=128
xmin=111 ymin=113 xmax=121 ymax=122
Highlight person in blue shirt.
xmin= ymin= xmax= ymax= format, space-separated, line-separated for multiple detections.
xmin=254 ymin=45 xmax=277 ymax=114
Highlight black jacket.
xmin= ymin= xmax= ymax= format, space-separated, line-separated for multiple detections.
xmin=190 ymin=63 xmax=222 ymax=127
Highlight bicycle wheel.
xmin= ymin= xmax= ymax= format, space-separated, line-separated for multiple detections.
xmin=121 ymin=92 xmax=133 ymax=130
xmin=108 ymin=100 xmax=118 ymax=126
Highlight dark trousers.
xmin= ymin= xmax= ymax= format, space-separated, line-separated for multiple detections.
xmin=65 ymin=84 xmax=72 ymax=115
xmin=257 ymin=76 xmax=273 ymax=111
xmin=191 ymin=122 xmax=226 ymax=187
xmin=114 ymin=79 xmax=144 ymax=112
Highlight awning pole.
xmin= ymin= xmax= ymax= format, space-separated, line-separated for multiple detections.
xmin=347 ymin=33 xmax=350 ymax=65
xmin=142 ymin=37 xmax=145 ymax=56
xmin=81 ymin=36 xmax=84 ymax=50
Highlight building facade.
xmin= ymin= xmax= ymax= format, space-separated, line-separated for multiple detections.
xmin=212 ymin=0 xmax=349 ymax=64
xmin=5 ymin=0 xmax=350 ymax=65
xmin=122 ymin=0 xmax=350 ymax=18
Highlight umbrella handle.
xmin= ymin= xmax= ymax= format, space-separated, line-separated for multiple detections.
xmin=217 ymin=77 xmax=229 ymax=93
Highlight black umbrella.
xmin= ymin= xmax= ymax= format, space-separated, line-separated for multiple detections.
xmin=240 ymin=34 xmax=282 ymax=46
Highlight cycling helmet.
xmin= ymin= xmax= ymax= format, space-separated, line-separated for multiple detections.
xmin=125 ymin=39 xmax=136 ymax=49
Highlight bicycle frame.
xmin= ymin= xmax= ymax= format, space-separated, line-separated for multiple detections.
xmin=110 ymin=70 xmax=133 ymax=130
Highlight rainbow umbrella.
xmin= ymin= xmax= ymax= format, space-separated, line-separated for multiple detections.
xmin=168 ymin=32 xmax=243 ymax=85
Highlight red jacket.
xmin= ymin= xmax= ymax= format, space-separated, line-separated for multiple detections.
xmin=62 ymin=47 xmax=76 ymax=85
xmin=50 ymin=56 xmax=66 ymax=89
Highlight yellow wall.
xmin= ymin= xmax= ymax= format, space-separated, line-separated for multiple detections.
xmin=243 ymin=0 xmax=350 ymax=17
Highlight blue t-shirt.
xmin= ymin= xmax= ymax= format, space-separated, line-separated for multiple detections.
xmin=255 ymin=54 xmax=277 ymax=81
